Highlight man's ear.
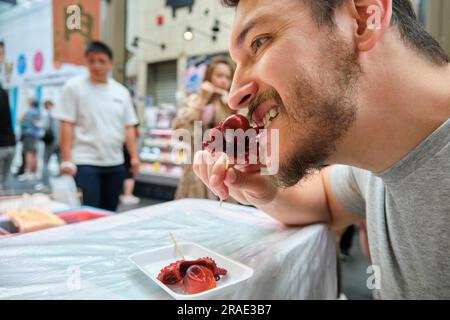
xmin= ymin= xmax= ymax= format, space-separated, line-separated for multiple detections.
xmin=347 ymin=0 xmax=393 ymax=52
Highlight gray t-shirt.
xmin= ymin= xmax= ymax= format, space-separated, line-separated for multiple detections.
xmin=53 ymin=76 xmax=138 ymax=167
xmin=331 ymin=119 xmax=450 ymax=299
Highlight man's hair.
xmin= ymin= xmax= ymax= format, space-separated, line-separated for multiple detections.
xmin=85 ymin=41 xmax=113 ymax=60
xmin=221 ymin=0 xmax=449 ymax=65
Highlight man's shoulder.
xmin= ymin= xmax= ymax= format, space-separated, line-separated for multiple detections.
xmin=332 ymin=165 xmax=373 ymax=181
xmin=108 ymin=78 xmax=130 ymax=96
xmin=64 ymin=76 xmax=88 ymax=90
xmin=331 ymin=165 xmax=382 ymax=193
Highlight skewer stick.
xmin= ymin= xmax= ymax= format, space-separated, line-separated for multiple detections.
xmin=220 ymin=157 xmax=230 ymax=208
xmin=169 ymin=232 xmax=185 ymax=260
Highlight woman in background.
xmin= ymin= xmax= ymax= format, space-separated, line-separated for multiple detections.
xmin=20 ymin=99 xmax=43 ymax=180
xmin=173 ymin=56 xmax=235 ymax=200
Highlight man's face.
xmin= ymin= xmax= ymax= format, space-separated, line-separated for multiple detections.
xmin=228 ymin=0 xmax=360 ymax=187
xmin=86 ymin=52 xmax=112 ymax=82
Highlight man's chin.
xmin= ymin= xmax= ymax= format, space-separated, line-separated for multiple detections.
xmin=272 ymin=152 xmax=326 ymax=188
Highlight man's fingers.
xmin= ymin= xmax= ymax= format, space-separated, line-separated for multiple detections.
xmin=209 ymin=153 xmax=229 ymax=199
xmin=224 ymin=168 xmax=268 ymax=195
xmin=193 ymin=151 xmax=228 ymax=198
xmin=193 ymin=151 xmax=209 ymax=186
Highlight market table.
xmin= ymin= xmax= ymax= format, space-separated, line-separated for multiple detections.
xmin=0 ymin=199 xmax=337 ymax=300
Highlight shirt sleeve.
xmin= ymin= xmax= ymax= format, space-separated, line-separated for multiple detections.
xmin=124 ymin=92 xmax=139 ymax=127
xmin=53 ymin=82 xmax=78 ymax=123
xmin=330 ymin=165 xmax=367 ymax=217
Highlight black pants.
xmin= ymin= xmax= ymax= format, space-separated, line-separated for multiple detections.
xmin=75 ymin=165 xmax=126 ymax=212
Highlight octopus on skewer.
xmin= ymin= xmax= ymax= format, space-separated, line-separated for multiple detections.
xmin=202 ymin=114 xmax=263 ymax=165
xmin=157 ymin=257 xmax=228 ymax=294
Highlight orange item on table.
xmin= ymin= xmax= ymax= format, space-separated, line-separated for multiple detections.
xmin=7 ymin=209 xmax=66 ymax=233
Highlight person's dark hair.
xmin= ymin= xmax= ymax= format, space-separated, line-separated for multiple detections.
xmin=85 ymin=41 xmax=113 ymax=60
xmin=30 ymin=100 xmax=39 ymax=109
xmin=44 ymin=100 xmax=54 ymax=106
xmin=0 ymin=41 xmax=4 ymax=49
xmin=221 ymin=0 xmax=449 ymax=65
xmin=204 ymin=55 xmax=236 ymax=84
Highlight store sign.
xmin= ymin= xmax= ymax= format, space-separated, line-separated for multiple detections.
xmin=33 ymin=51 xmax=44 ymax=73
xmin=53 ymin=0 xmax=100 ymax=66
xmin=17 ymin=54 xmax=26 ymax=75
xmin=166 ymin=0 xmax=195 ymax=17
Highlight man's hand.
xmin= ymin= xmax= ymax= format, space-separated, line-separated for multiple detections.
xmin=60 ymin=161 xmax=76 ymax=176
xmin=193 ymin=151 xmax=278 ymax=206
xmin=199 ymin=81 xmax=216 ymax=107
xmin=130 ymin=157 xmax=140 ymax=177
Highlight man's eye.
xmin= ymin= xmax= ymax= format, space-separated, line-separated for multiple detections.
xmin=251 ymin=36 xmax=270 ymax=53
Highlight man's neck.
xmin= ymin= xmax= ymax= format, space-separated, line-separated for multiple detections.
xmin=334 ymin=39 xmax=450 ymax=173
xmin=90 ymin=76 xmax=109 ymax=84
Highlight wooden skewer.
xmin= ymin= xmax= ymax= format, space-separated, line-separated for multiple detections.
xmin=220 ymin=158 xmax=230 ymax=208
xmin=169 ymin=232 xmax=185 ymax=260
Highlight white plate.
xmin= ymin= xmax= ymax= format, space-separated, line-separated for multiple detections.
xmin=128 ymin=242 xmax=254 ymax=300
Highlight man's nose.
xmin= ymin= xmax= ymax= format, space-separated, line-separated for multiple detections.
xmin=228 ymin=81 xmax=258 ymax=110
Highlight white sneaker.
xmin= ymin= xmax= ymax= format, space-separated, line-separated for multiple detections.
xmin=18 ymin=173 xmax=35 ymax=181
xmin=120 ymin=195 xmax=140 ymax=205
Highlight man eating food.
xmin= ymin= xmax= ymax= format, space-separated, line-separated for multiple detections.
xmin=193 ymin=0 xmax=450 ymax=299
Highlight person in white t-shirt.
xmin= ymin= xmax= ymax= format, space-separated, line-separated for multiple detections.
xmin=53 ymin=41 xmax=139 ymax=211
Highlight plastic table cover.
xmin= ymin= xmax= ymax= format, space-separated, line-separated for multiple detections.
xmin=0 ymin=199 xmax=337 ymax=300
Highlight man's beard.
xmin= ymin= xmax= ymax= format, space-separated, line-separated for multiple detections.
xmin=272 ymin=36 xmax=361 ymax=188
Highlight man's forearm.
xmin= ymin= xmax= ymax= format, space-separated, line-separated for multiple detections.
xmin=61 ymin=121 xmax=74 ymax=162
xmin=257 ymin=170 xmax=332 ymax=226
xmin=125 ymin=126 xmax=139 ymax=160
xmin=256 ymin=167 xmax=362 ymax=230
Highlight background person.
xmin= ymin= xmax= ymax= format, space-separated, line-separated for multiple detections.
xmin=0 ymin=41 xmax=16 ymax=194
xmin=53 ymin=41 xmax=139 ymax=211
xmin=41 ymin=100 xmax=61 ymax=185
xmin=173 ymin=56 xmax=236 ymax=200
xmin=20 ymin=99 xmax=43 ymax=181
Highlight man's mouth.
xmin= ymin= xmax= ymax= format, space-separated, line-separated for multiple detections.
xmin=250 ymin=101 xmax=281 ymax=129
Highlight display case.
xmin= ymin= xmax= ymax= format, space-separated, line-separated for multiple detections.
xmin=137 ymin=128 xmax=184 ymax=188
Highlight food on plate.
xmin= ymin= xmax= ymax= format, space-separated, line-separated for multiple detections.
xmin=7 ymin=209 xmax=66 ymax=233
xmin=203 ymin=114 xmax=263 ymax=164
xmin=183 ymin=265 xmax=217 ymax=294
xmin=157 ymin=257 xmax=227 ymax=294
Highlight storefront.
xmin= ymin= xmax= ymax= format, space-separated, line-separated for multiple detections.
xmin=128 ymin=0 xmax=235 ymax=196
xmin=0 ymin=0 xmax=87 ymax=134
